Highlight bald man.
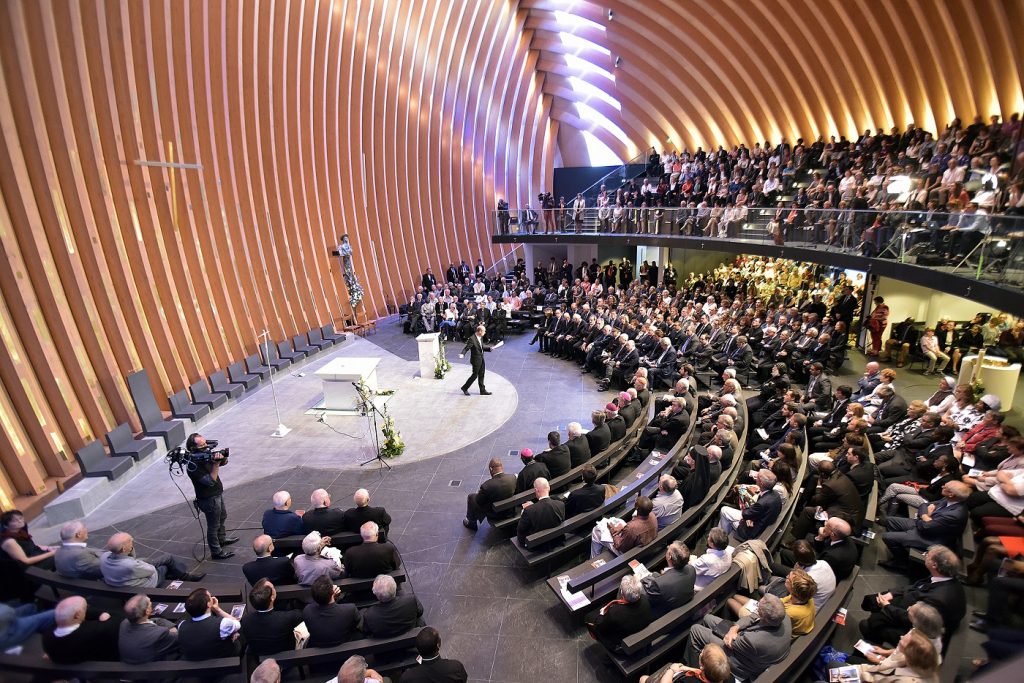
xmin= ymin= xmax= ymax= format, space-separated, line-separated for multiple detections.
xmin=261 ymin=490 xmax=305 ymax=538
xmin=100 ymin=533 xmax=201 ymax=588
xmin=303 ymin=488 xmax=346 ymax=537
xmin=342 ymin=488 xmax=392 ymax=542
xmin=42 ymin=596 xmax=119 ymax=664
xmin=54 ymin=520 xmax=103 ymax=580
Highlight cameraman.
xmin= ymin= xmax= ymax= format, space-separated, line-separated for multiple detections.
xmin=185 ymin=433 xmax=238 ymax=560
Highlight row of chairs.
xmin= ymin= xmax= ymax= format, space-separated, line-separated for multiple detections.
xmin=74 ymin=324 xmax=345 ymax=480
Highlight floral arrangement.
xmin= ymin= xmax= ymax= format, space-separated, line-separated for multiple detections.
xmin=380 ymin=406 xmax=404 ymax=458
xmin=344 ymin=271 xmax=364 ymax=309
xmin=434 ymin=339 xmax=452 ymax=379
xmin=970 ymin=378 xmax=985 ymax=402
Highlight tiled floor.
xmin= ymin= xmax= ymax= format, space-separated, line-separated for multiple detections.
xmin=40 ymin=317 xmax=1010 ymax=682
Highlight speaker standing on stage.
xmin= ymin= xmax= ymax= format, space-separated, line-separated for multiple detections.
xmin=459 ymin=325 xmax=502 ymax=396
xmin=185 ymin=433 xmax=239 ymax=560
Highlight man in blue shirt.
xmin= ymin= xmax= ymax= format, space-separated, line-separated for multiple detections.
xmin=261 ymin=491 xmax=305 ymax=539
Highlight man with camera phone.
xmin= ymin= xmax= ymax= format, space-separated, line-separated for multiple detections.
xmin=185 ymin=433 xmax=239 ymax=559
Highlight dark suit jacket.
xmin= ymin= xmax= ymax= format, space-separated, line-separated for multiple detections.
xmin=401 ymin=657 xmax=469 ymax=683
xmin=641 ymin=565 xmax=696 ymax=614
xmin=118 ymin=618 xmax=179 ymax=664
xmin=343 ymin=540 xmax=401 ymax=579
xmin=302 ymin=602 xmax=362 ymax=648
xmin=587 ymin=596 xmax=652 ymax=651
xmin=736 ymin=489 xmax=783 ymax=541
xmin=360 ymin=593 xmax=424 ymax=638
xmin=565 ymin=483 xmax=605 ymax=518
xmin=342 ymin=505 xmax=393 ymax=541
xmin=261 ymin=509 xmax=306 ymax=539
xmin=475 ymin=472 xmax=516 ymax=519
xmin=887 ymin=576 xmax=966 ymax=635
xmin=243 ymin=555 xmax=297 ymax=586
xmin=873 ymin=395 xmax=909 ymax=430
xmin=517 ymin=497 xmax=565 ymax=549
xmin=240 ymin=608 xmax=304 ymax=656
xmin=536 ymin=444 xmax=571 ymax=478
xmin=461 ymin=334 xmax=492 ymax=370
xmin=586 ymin=423 xmax=612 ymax=454
xmin=303 ymin=506 xmax=347 ymax=537
xmin=607 ymin=415 xmax=627 ymax=442
xmin=43 ymin=619 xmax=121 ymax=663
xmin=515 ymin=460 xmax=550 ymax=494
xmin=914 ymin=500 xmax=968 ymax=547
xmin=619 ymin=401 xmax=640 ymax=426
xmin=814 ymin=537 xmax=859 ymax=580
xmin=847 ymin=463 xmax=876 ymax=499
xmin=566 ymin=435 xmax=592 ymax=468
xmin=811 ymin=472 xmax=864 ymax=528
xmin=652 ymin=411 xmax=689 ymax=450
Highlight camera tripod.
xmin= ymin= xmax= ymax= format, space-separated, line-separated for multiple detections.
xmin=355 ymin=384 xmax=392 ymax=470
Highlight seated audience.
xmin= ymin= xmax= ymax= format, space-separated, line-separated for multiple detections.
xmin=251 ymin=658 xmax=282 ymax=683
xmin=517 ymin=478 xmax=566 ymax=551
xmin=360 ymin=574 xmax=424 ymax=638
xmin=718 ymin=469 xmax=782 ymax=541
xmin=881 ymin=481 xmax=970 ymax=571
xmin=343 ymin=488 xmax=392 ymax=541
xmin=847 ymin=629 xmax=940 ymax=683
xmin=240 ymin=578 xmax=303 ymax=656
xmin=651 ymin=474 xmax=684 ymax=529
xmin=854 ymin=602 xmax=944 ymax=667
xmin=1 ymin=508 xmax=56 ymax=570
xmin=585 ymin=574 xmax=651 ymax=652
xmin=690 ymin=528 xmax=735 ymax=590
xmin=684 ymin=594 xmax=791 ymax=680
xmin=566 ymin=421 xmax=592 ymax=467
xmin=642 ymin=541 xmax=696 ymax=615
xmin=303 ymin=575 xmax=362 ymax=648
xmin=591 ymin=495 xmax=658 ymax=557
xmin=334 ymin=654 xmax=386 ymax=683
xmin=565 ymin=464 xmax=606 ymax=518
xmin=536 ymin=430 xmax=572 ymax=478
xmin=343 ymin=522 xmax=401 ymax=578
xmin=118 ymin=593 xmax=180 ymax=664
xmin=790 ymin=460 xmax=863 ymax=539
xmin=42 ymin=595 xmax=119 ymax=664
xmin=303 ymin=489 xmax=346 ymax=536
xmin=400 ymin=626 xmax=469 ymax=683
xmin=243 ymin=535 xmax=297 ymax=586
xmin=641 ymin=643 xmax=732 ymax=683
xmin=0 ymin=601 xmax=55 ymax=651
xmin=586 ymin=409 xmax=612 ymax=456
xmin=176 ymin=588 xmax=241 ymax=661
xmin=776 ymin=539 xmax=836 ymax=611
xmin=261 ymin=490 xmax=305 ymax=539
xmin=729 ymin=569 xmax=816 ymax=636
xmin=101 ymin=532 xmax=202 ymax=587
xmin=293 ymin=531 xmax=343 ymax=586
xmin=53 ymin=521 xmax=103 ymax=580
xmin=514 ymin=448 xmax=549 ymax=494
xmin=464 ymin=457 xmax=517 ymax=530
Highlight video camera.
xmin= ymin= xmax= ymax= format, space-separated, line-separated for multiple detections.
xmin=166 ymin=438 xmax=231 ymax=471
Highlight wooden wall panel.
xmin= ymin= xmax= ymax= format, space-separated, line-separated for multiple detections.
xmin=523 ymin=0 xmax=1024 ymax=158
xmin=0 ymin=0 xmax=550 ymax=509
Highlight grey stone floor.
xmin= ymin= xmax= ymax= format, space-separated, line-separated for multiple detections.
xmin=32 ymin=317 xmax=1010 ymax=682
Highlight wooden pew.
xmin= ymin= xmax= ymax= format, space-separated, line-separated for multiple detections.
xmin=26 ymin=566 xmax=243 ymax=604
xmin=260 ymin=628 xmax=424 ymax=677
xmin=0 ymin=652 xmax=243 ymax=680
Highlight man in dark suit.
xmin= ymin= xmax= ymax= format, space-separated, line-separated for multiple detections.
xmin=261 ymin=491 xmax=306 ymax=539
xmin=565 ymin=465 xmax=605 ymax=518
xmin=361 ymin=574 xmax=425 ymax=638
xmin=639 ymin=397 xmax=689 ymax=452
xmin=606 ymin=403 xmax=627 ymax=442
xmin=881 ymin=482 xmax=970 ymax=570
xmin=464 ymin=458 xmax=517 ymax=530
xmin=808 ymin=386 xmax=851 ymax=441
xmin=586 ymin=410 xmax=612 ymax=456
xmin=859 ymin=545 xmax=966 ymax=646
xmin=844 ymin=447 xmax=876 ymax=498
xmin=868 ymin=387 xmax=908 ymax=432
xmin=514 ymin=449 xmax=549 ymax=494
xmin=401 ymin=626 xmax=469 ymax=683
xmin=342 ymin=489 xmax=392 ymax=542
xmin=302 ymin=575 xmax=362 ymax=648
xmin=459 ymin=324 xmax=498 ymax=395
xmin=585 ymin=575 xmax=652 ymax=652
xmin=645 ymin=337 xmax=678 ymax=389
xmin=342 ymin=522 xmax=401 ymax=579
xmin=618 ymin=390 xmax=640 ymax=425
xmin=517 ymin=478 xmax=565 ymax=551
xmin=421 ymin=268 xmax=437 ymax=290
xmin=243 ymin=535 xmax=297 ymax=586
xmin=726 ymin=470 xmax=784 ymax=542
xmin=535 ymin=430 xmax=571 ymax=478
xmin=641 ymin=541 xmax=696 ymax=616
xmin=445 ymin=264 xmax=459 ymax=284
xmin=791 ymin=461 xmax=864 ymax=538
xmin=42 ymin=596 xmax=119 ymax=664
xmin=804 ymin=517 xmax=859 ymax=580
xmin=303 ymin=489 xmax=347 ymax=536
xmin=118 ymin=593 xmax=180 ymax=664
xmin=239 ymin=579 xmax=303 ymax=656
xmin=830 ymin=285 xmax=858 ymax=328
xmin=801 ymin=363 xmax=833 ymax=412
xmin=565 ymin=421 xmax=592 ymax=468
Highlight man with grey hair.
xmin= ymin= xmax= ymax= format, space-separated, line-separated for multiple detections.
xmin=859 ymin=544 xmax=966 ymax=646
xmin=565 ymin=421 xmax=592 ymax=467
xmin=261 ymin=491 xmax=304 ymax=539
xmin=690 ymin=528 xmax=734 ymax=590
xmin=881 ymin=481 xmax=970 ymax=571
xmin=343 ymin=488 xmax=392 ymax=541
xmin=342 ymin=522 xmax=400 ymax=579
xmin=587 ymin=409 xmax=612 ymax=456
xmin=302 ymin=488 xmax=346 ymax=537
xmin=684 ymin=593 xmax=792 ymax=680
xmin=42 ymin=595 xmax=119 ymax=664
xmin=54 ymin=520 xmax=103 ymax=580
xmin=651 ymin=474 xmax=684 ymax=529
xmin=718 ymin=470 xmax=782 ymax=541
xmin=118 ymin=593 xmax=179 ymax=664
xmin=292 ymin=531 xmax=343 ymax=586
xmin=856 ymin=602 xmax=945 ymax=667
xmin=243 ymin=534 xmax=296 ymax=586
xmin=334 ymin=654 xmax=385 ymax=683
xmin=586 ymin=574 xmax=652 ymax=651
xmin=642 ymin=541 xmax=696 ymax=615
xmin=100 ymin=532 xmax=201 ymax=587
xmin=250 ymin=658 xmax=282 ymax=683
xmin=361 ymin=574 xmax=424 ymax=638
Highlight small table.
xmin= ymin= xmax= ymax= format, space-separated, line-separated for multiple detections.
xmin=314 ymin=358 xmax=380 ymax=413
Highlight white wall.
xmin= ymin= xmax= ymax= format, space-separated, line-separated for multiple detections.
xmin=874 ymin=277 xmax=1000 ymax=326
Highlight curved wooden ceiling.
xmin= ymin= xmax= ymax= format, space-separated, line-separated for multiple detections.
xmin=0 ymin=0 xmax=552 ymax=508
xmin=525 ymin=0 xmax=1024 ymax=163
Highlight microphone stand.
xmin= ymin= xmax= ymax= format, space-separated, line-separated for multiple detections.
xmin=353 ymin=382 xmax=392 ymax=470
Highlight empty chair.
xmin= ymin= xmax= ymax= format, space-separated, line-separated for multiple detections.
xmin=189 ymin=379 xmax=228 ymax=409
xmin=245 ymin=353 xmax=272 ymax=381
xmin=125 ymin=370 xmax=187 ymax=448
xmin=260 ymin=341 xmax=291 ymax=372
xmin=277 ymin=339 xmax=305 ymax=363
xmin=307 ymin=327 xmax=333 ymax=351
xmin=227 ymin=361 xmax=260 ymax=390
xmin=168 ymin=390 xmax=211 ymax=422
xmin=292 ymin=333 xmax=315 ymax=356
xmin=321 ymin=323 xmax=345 ymax=344
xmin=75 ymin=439 xmax=133 ymax=480
xmin=209 ymin=370 xmax=244 ymax=399
xmin=105 ymin=423 xmax=158 ymax=462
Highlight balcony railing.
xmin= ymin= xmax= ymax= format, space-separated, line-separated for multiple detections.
xmin=492 ymin=205 xmax=1024 ymax=290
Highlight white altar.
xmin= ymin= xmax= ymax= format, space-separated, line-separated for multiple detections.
xmin=416 ymin=332 xmax=440 ymax=379
xmin=958 ymin=355 xmax=1021 ymax=410
xmin=312 ymin=357 xmax=380 ymax=414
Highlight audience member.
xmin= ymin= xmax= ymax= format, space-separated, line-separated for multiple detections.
xmin=360 ymin=574 xmax=424 ymax=638
xmin=118 ymin=593 xmax=180 ymax=664
xmin=343 ymin=489 xmax=392 ymax=541
xmin=400 ymin=626 xmax=469 ymax=683
xmin=240 ymin=578 xmax=303 ymax=656
xmin=100 ymin=532 xmax=202 ymax=587
xmin=293 ymin=531 xmax=343 ymax=586
xmin=303 ymin=575 xmax=362 ymax=648
xmin=261 ymin=491 xmax=305 ymax=539
xmin=41 ymin=595 xmax=119 ymax=664
xmin=243 ymin=535 xmax=297 ymax=586
xmin=176 ymin=588 xmax=241 ymax=661
xmin=585 ymin=574 xmax=652 ymax=652
xmin=642 ymin=541 xmax=696 ymax=615
xmin=684 ymin=594 xmax=791 ymax=681
xmin=464 ymin=458 xmax=517 ymax=530
xmin=517 ymin=478 xmax=566 ymax=551
xmin=54 ymin=520 xmax=103 ymax=580
xmin=343 ymin=522 xmax=401 ymax=578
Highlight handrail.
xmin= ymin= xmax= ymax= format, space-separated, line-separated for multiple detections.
xmin=575 ymin=149 xmax=649 ymax=201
